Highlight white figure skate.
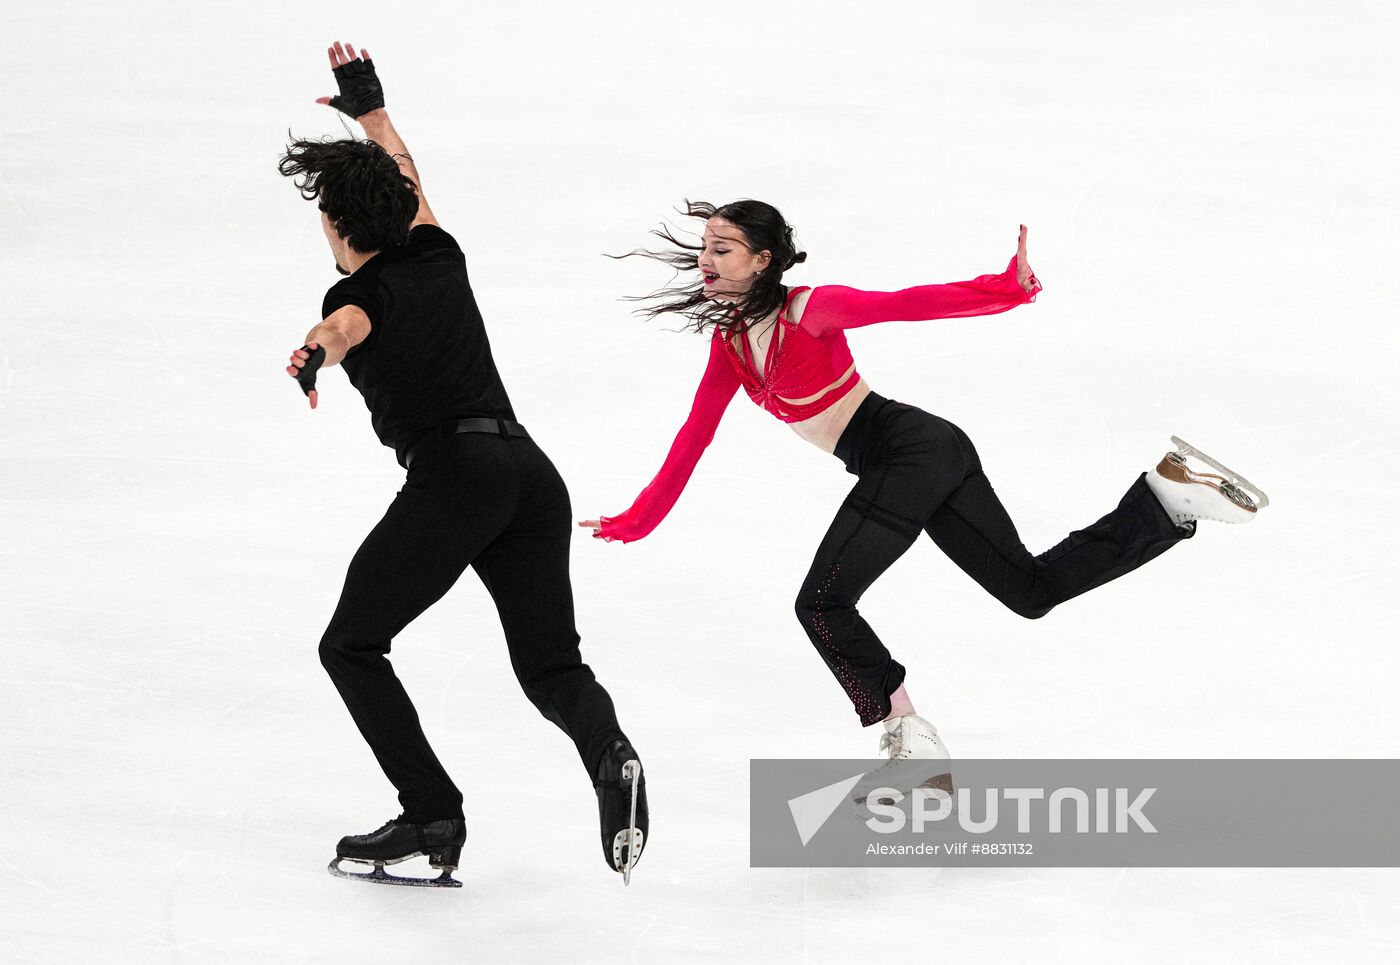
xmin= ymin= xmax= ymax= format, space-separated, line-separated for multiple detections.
xmin=1146 ymin=436 xmax=1270 ymax=526
xmin=851 ymin=715 xmax=954 ymax=812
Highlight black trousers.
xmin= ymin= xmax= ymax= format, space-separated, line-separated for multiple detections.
xmin=795 ymin=393 xmax=1189 ymax=726
xmin=318 ymin=430 xmax=625 ymax=822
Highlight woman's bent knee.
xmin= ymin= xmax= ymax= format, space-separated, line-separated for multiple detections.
xmin=1009 ymin=597 xmax=1054 ymax=620
xmin=794 ymin=592 xmax=823 ymax=631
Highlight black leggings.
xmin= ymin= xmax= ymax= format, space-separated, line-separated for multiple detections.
xmin=795 ymin=393 xmax=1188 ymax=726
xmin=318 ymin=430 xmax=625 ymax=822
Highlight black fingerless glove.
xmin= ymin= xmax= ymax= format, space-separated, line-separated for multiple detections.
xmin=296 ymin=344 xmax=327 ymax=396
xmin=327 ymin=58 xmax=385 ymax=118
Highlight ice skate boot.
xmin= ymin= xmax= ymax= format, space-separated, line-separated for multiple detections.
xmin=851 ymin=715 xmax=955 ymax=815
xmin=595 ymin=739 xmax=647 ymax=885
xmin=1146 ymin=436 xmax=1270 ymax=527
xmin=327 ymin=815 xmax=466 ymax=888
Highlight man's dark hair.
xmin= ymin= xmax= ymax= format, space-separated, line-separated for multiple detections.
xmin=279 ymin=137 xmax=419 ymax=253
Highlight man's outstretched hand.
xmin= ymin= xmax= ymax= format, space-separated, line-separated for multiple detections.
xmin=287 ymin=342 xmax=326 ymax=409
xmin=316 ymin=41 xmax=385 ymax=119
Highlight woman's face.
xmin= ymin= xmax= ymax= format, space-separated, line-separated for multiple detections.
xmin=698 ymin=217 xmax=771 ymax=302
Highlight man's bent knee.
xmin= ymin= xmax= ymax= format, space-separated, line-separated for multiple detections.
xmin=318 ymin=625 xmax=386 ymax=670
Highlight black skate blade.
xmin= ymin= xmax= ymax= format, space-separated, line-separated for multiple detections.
xmin=328 ymin=857 xmax=462 ymax=888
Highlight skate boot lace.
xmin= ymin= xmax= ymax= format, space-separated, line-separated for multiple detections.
xmin=878 ymin=729 xmax=911 ymax=760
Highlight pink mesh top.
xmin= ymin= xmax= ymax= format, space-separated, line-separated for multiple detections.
xmin=598 ymin=254 xmax=1038 ymax=543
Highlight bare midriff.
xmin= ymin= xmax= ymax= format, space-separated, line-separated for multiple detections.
xmin=784 ymin=370 xmax=871 ymax=454
xmin=742 ymin=301 xmax=869 ymax=454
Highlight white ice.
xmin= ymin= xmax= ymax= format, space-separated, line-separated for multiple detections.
xmin=2 ymin=1 xmax=1398 ymax=962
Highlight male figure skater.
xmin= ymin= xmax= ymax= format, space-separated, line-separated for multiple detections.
xmin=281 ymin=41 xmax=646 ymax=886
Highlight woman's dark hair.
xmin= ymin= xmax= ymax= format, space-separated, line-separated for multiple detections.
xmin=278 ymin=137 xmax=419 ymax=254
xmin=613 ymin=199 xmax=808 ymax=335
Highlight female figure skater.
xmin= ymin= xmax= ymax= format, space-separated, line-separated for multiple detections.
xmin=580 ymin=200 xmax=1267 ymax=780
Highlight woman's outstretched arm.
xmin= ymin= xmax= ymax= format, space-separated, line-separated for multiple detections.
xmin=581 ymin=333 xmax=742 ymax=544
xmin=793 ymin=226 xmax=1041 ymax=337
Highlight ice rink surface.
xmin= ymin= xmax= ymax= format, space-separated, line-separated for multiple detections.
xmin=3 ymin=1 xmax=1398 ymax=961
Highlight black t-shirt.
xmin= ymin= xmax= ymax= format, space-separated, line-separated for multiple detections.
xmin=321 ymin=224 xmax=515 ymax=464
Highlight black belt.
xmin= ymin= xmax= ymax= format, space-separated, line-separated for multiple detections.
xmin=443 ymin=417 xmax=530 ymax=440
xmin=405 ymin=418 xmax=530 ymax=471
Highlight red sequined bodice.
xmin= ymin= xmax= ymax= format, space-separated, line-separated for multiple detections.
xmin=718 ymin=287 xmax=861 ymax=424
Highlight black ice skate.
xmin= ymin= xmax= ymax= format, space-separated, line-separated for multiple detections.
xmin=595 ymin=739 xmax=647 ymax=885
xmin=327 ymin=815 xmax=466 ymax=888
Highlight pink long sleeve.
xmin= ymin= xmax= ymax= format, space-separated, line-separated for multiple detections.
xmin=798 ymin=256 xmax=1039 ymax=337
xmin=598 ymin=331 xmax=741 ymax=544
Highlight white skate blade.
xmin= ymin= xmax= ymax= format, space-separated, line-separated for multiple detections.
xmin=613 ymin=759 xmax=644 ymax=886
xmin=328 ymin=856 xmax=462 ymax=888
xmin=1169 ymin=436 xmax=1270 ymax=509
xmin=1148 ymin=472 xmax=1256 ymax=524
xmin=849 ymin=766 xmax=957 ymax=822
xmin=611 ymin=827 xmax=644 ymax=884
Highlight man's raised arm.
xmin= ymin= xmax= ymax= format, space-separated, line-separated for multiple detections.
xmin=317 ymin=41 xmax=438 ymax=228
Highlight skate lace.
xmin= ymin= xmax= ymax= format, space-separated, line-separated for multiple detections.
xmin=878 ymin=730 xmax=910 ymax=760
xmin=853 ymin=731 xmax=910 ymax=802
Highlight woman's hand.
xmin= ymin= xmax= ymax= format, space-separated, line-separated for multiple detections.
xmin=1016 ymin=224 xmax=1039 ymax=294
xmin=577 ymin=519 xmax=604 ymax=539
